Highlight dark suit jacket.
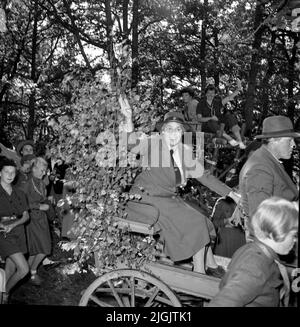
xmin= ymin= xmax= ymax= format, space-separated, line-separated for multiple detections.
xmin=208 ymin=241 xmax=282 ymax=307
xmin=239 ymin=145 xmax=298 ymax=218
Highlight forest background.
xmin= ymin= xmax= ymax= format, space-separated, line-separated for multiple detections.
xmin=0 ymin=0 xmax=300 ymax=273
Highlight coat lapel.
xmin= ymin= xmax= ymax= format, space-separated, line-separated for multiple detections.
xmin=261 ymin=146 xmax=298 ymax=197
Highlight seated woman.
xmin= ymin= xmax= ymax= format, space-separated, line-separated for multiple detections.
xmin=20 ymin=157 xmax=52 ymax=285
xmin=0 ymin=158 xmax=30 ymax=303
xmin=119 ymin=95 xmax=240 ymax=277
xmin=211 ymin=196 xmax=246 ymax=258
xmin=208 ymin=197 xmax=298 ymax=307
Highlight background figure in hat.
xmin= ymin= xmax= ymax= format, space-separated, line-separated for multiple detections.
xmin=119 ymin=95 xmax=240 ymax=277
xmin=239 ymin=115 xmax=299 ymax=241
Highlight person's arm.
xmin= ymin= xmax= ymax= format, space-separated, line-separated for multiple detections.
xmin=119 ymin=95 xmax=134 ymax=133
xmin=208 ymin=258 xmax=267 ymax=307
xmin=197 ymin=170 xmax=237 ymax=198
xmin=0 ymin=211 xmax=29 ymax=234
xmin=197 ymin=115 xmax=218 ymax=123
xmin=243 ymin=166 xmax=274 ymax=217
xmin=187 ymin=99 xmax=198 ymax=121
xmin=222 ymin=78 xmax=242 ymax=106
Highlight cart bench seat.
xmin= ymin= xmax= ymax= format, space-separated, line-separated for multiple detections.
xmin=114 ymin=217 xmax=156 ymax=235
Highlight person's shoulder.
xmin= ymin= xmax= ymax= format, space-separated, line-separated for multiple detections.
xmin=242 ymin=147 xmax=269 ymax=167
xmin=232 ymin=242 xmax=270 ymax=269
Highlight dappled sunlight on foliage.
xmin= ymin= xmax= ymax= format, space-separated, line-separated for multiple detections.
xmin=48 ymin=71 xmax=162 ymax=272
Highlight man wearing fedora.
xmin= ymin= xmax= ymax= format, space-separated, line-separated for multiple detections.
xmin=239 ymin=115 xmax=299 ymax=240
xmin=118 ymin=95 xmax=240 ymax=277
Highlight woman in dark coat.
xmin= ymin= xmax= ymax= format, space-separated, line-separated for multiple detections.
xmin=118 ymin=96 xmax=240 ymax=276
xmin=21 ymin=157 xmax=52 ymax=285
xmin=0 ymin=158 xmax=29 ymax=302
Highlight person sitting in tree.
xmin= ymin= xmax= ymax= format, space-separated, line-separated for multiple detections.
xmin=196 ymin=80 xmax=246 ymax=149
xmin=181 ymin=87 xmax=201 ymax=131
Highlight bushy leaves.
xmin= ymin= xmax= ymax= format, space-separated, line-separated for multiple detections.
xmin=49 ymin=72 xmax=161 ymax=273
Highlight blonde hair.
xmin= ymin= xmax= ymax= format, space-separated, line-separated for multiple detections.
xmin=251 ymin=197 xmax=298 ymax=242
xmin=32 ymin=157 xmax=48 ymax=169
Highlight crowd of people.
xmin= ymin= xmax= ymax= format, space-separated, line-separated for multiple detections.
xmin=0 ymin=140 xmax=69 ymax=303
xmin=119 ymin=90 xmax=299 ymax=307
xmin=0 ymin=83 xmax=299 ymax=307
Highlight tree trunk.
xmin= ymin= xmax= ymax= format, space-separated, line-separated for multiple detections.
xmin=200 ymin=0 xmax=208 ymax=94
xmin=131 ymin=0 xmax=139 ymax=89
xmin=260 ymin=31 xmax=276 ymax=124
xmin=243 ymin=0 xmax=266 ymax=136
xmin=27 ymin=0 xmax=39 ymax=139
xmin=286 ymin=33 xmax=299 ymax=120
xmin=64 ymin=0 xmax=92 ymax=72
xmin=213 ymin=27 xmax=219 ymax=88
xmin=104 ymin=0 xmax=118 ymax=83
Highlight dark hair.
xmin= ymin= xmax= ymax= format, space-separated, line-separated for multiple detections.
xmin=0 ymin=157 xmax=17 ymax=171
xmin=205 ymin=85 xmax=216 ymax=94
xmin=262 ymin=139 xmax=271 ymax=145
xmin=211 ymin=196 xmax=236 ymax=229
xmin=180 ymin=87 xmax=195 ymax=97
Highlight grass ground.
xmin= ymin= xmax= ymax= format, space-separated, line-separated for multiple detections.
xmin=7 ymin=231 xmax=204 ymax=307
xmin=8 ymin=233 xmax=96 ymax=306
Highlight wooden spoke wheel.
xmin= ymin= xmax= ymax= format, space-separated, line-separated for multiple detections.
xmin=79 ymin=269 xmax=182 ymax=307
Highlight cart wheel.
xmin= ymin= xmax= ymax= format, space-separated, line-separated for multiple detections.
xmin=79 ymin=269 xmax=181 ymax=307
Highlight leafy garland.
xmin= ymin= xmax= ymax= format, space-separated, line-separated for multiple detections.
xmin=48 ymin=72 xmax=162 ymax=274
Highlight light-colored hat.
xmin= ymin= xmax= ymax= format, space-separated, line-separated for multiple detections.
xmin=156 ymin=112 xmax=192 ymax=132
xmin=255 ymin=116 xmax=300 ymax=139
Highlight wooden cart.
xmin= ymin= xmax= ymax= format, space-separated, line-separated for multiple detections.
xmin=79 ymin=217 xmax=230 ymax=307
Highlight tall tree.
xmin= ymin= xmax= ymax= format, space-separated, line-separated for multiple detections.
xmin=243 ymin=0 xmax=267 ymax=135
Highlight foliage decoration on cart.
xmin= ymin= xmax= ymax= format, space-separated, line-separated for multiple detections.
xmin=47 ymin=67 xmax=165 ymax=274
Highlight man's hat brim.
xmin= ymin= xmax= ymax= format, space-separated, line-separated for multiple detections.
xmin=255 ymin=130 xmax=300 ymax=139
xmin=16 ymin=140 xmax=35 ymax=156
